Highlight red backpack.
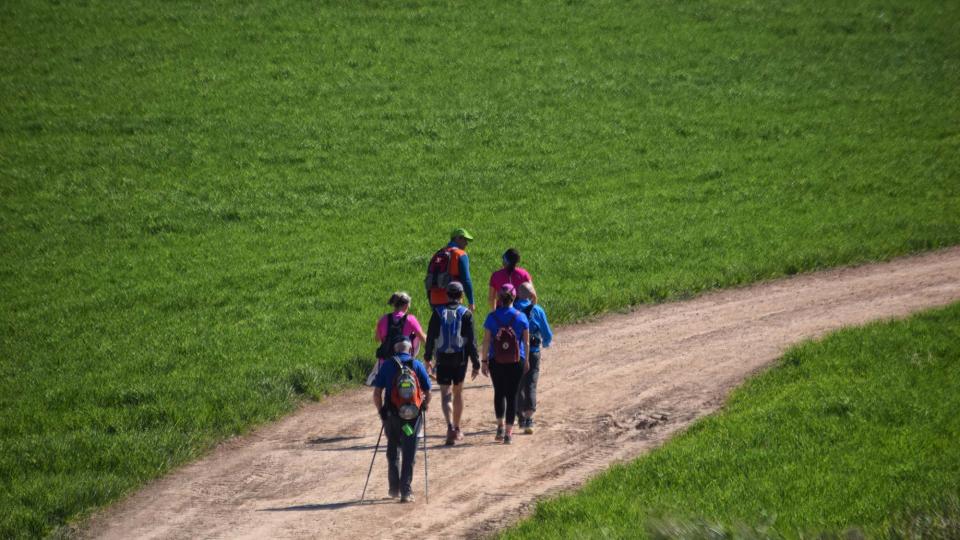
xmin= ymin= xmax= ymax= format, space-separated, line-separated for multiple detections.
xmin=493 ymin=311 xmax=520 ymax=364
xmin=425 ymin=247 xmax=456 ymax=290
xmin=425 ymin=247 xmax=464 ymax=304
xmin=390 ymin=357 xmax=425 ymax=420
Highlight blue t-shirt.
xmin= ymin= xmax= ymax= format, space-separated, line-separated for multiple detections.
xmin=373 ymin=353 xmax=432 ymax=393
xmin=484 ymin=306 xmax=530 ymax=360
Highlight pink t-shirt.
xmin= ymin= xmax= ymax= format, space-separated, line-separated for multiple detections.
xmin=376 ymin=311 xmax=424 ymax=358
xmin=489 ymin=267 xmax=533 ymax=290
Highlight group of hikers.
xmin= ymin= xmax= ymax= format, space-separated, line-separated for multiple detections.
xmin=368 ymin=228 xmax=553 ymax=503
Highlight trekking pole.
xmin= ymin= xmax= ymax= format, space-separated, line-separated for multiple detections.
xmin=360 ymin=424 xmax=384 ymax=504
xmin=422 ymin=413 xmax=429 ymax=504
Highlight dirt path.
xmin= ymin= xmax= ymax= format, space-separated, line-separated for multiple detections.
xmin=82 ymin=248 xmax=960 ymax=539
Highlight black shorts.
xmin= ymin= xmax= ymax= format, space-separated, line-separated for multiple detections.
xmin=435 ymin=352 xmax=468 ymax=385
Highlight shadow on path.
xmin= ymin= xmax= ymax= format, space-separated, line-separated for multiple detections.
xmin=263 ymin=498 xmax=395 ymax=512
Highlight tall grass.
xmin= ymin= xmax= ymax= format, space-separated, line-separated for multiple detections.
xmin=1 ymin=0 xmax=958 ymax=536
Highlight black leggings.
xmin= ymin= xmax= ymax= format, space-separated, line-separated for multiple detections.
xmin=490 ymin=362 xmax=523 ymax=425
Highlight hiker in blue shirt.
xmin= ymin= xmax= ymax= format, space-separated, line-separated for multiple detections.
xmin=372 ymin=336 xmax=432 ymax=503
xmin=514 ymin=282 xmax=553 ymax=434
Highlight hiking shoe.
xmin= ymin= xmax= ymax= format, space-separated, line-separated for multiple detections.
xmin=445 ymin=426 xmax=456 ymax=446
xmin=454 ymin=427 xmax=464 ymax=441
xmin=495 ymin=426 xmax=504 ymax=441
xmin=503 ymin=433 xmax=512 ymax=445
xmin=524 ymin=419 xmax=535 ymax=434
xmin=388 ymin=488 xmax=400 ymax=499
xmin=400 ymin=493 xmax=415 ymax=503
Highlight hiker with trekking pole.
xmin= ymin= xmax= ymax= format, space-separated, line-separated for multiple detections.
xmin=424 ymin=281 xmax=480 ymax=446
xmin=514 ymin=282 xmax=552 ymax=434
xmin=370 ymin=335 xmax=432 ymax=503
xmin=488 ymin=247 xmax=538 ymax=309
xmin=366 ymin=291 xmax=427 ymax=386
xmin=480 ymin=283 xmax=530 ymax=444
xmin=425 ymin=228 xmax=476 ymax=313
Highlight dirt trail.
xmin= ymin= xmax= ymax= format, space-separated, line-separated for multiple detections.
xmin=82 ymin=248 xmax=960 ymax=539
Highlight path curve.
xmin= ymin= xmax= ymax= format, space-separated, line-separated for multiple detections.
xmin=82 ymin=248 xmax=960 ymax=539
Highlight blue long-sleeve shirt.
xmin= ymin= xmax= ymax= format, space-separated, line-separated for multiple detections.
xmin=514 ymin=299 xmax=553 ymax=352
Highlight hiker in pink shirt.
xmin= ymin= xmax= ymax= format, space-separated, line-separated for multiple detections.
xmin=366 ymin=292 xmax=428 ymax=386
xmin=488 ymin=248 xmax=538 ymax=309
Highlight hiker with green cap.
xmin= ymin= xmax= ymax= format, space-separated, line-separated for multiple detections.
xmin=425 ymin=228 xmax=476 ymax=312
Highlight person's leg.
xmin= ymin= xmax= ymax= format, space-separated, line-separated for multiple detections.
xmin=490 ymin=363 xmax=507 ymax=439
xmin=503 ymin=364 xmax=523 ymax=439
xmin=520 ymin=351 xmax=540 ymax=429
xmin=450 ymin=359 xmax=467 ymax=437
xmin=399 ymin=416 xmax=421 ymax=499
xmin=440 ymin=384 xmax=453 ymax=429
xmin=516 ymin=364 xmax=530 ymax=426
xmin=384 ymin=420 xmax=401 ymax=496
xmin=452 ymin=383 xmax=464 ymax=429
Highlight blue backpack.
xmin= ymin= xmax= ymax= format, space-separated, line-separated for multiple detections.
xmin=435 ymin=305 xmax=467 ymax=354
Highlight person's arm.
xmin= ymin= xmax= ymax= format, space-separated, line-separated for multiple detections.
xmin=462 ymin=311 xmax=480 ymax=371
xmin=375 ymin=315 xmax=386 ymax=343
xmin=522 ymin=329 xmax=531 ymax=374
xmin=416 ymin=364 xmax=432 ymax=410
xmin=537 ymin=307 xmax=553 ymax=348
xmin=409 ymin=316 xmax=427 ymax=362
xmin=424 ymin=310 xmax=439 ymax=362
xmin=373 ymin=387 xmax=385 ymax=419
xmin=480 ymin=329 xmax=491 ymax=377
xmin=488 ymin=286 xmax=497 ymax=310
xmin=459 ymin=253 xmax=475 ymax=310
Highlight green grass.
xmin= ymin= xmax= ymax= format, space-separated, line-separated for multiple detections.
xmin=502 ymin=302 xmax=960 ymax=539
xmin=1 ymin=0 xmax=958 ymax=537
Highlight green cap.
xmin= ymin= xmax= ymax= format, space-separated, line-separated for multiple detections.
xmin=450 ymin=227 xmax=474 ymax=241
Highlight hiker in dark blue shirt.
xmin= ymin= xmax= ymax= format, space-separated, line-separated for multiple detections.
xmin=372 ymin=336 xmax=432 ymax=503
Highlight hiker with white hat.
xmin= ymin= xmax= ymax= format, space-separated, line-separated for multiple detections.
xmin=513 ymin=282 xmax=552 ymax=434
xmin=372 ymin=335 xmax=432 ymax=503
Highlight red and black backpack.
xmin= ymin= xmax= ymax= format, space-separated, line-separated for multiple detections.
xmin=493 ymin=311 xmax=520 ymax=364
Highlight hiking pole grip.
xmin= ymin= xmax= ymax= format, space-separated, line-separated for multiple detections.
xmin=360 ymin=424 xmax=384 ymax=504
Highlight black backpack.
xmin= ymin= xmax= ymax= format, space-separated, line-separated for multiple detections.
xmin=376 ymin=313 xmax=409 ymax=359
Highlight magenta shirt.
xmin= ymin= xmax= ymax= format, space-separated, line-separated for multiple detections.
xmin=489 ymin=267 xmax=533 ymax=290
xmin=376 ymin=311 xmax=424 ymax=357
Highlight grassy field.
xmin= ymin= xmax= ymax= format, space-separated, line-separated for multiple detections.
xmin=502 ymin=302 xmax=960 ymax=539
xmin=1 ymin=0 xmax=958 ymax=536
